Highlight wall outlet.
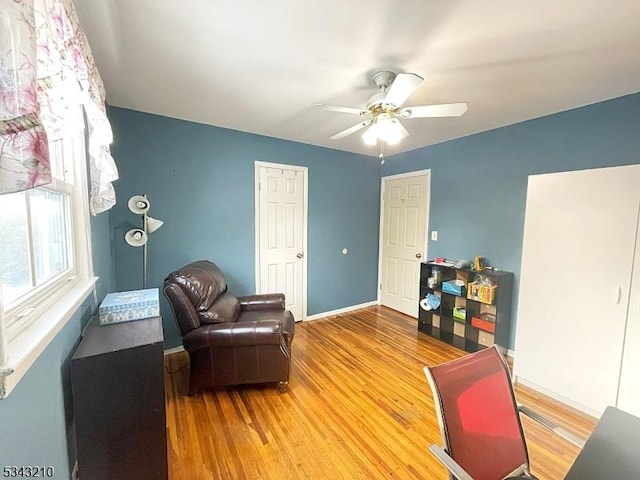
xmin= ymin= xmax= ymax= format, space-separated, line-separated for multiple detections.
xmin=431 ymin=231 xmax=438 ymax=241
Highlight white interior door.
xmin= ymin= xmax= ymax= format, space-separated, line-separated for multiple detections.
xmin=256 ymin=162 xmax=307 ymax=321
xmin=514 ymin=165 xmax=640 ymax=416
xmin=380 ymin=173 xmax=429 ymax=317
xmin=617 ymin=206 xmax=640 ymax=417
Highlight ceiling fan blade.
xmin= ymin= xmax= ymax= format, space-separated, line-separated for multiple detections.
xmin=330 ymin=120 xmax=372 ymax=140
xmin=313 ymin=104 xmax=369 ymax=115
xmin=399 ymin=102 xmax=468 ymax=118
xmin=395 ymin=120 xmax=409 ymax=138
xmin=383 ymin=73 xmax=423 ymax=107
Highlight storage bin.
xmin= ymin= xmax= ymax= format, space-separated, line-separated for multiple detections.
xmin=453 ymin=306 xmax=466 ymax=322
xmin=99 ymin=288 xmax=160 ymax=325
xmin=467 ymin=282 xmax=497 ymax=304
xmin=471 ymin=315 xmax=496 ymax=333
xmin=442 ymin=279 xmax=466 ymax=296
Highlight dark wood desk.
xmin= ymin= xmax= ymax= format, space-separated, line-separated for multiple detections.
xmin=564 ymin=406 xmax=640 ymax=479
xmin=71 ymin=315 xmax=167 ymax=480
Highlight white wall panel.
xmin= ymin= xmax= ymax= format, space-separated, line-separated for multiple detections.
xmin=515 ymin=165 xmax=640 ymax=416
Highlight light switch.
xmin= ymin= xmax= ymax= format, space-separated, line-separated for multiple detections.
xmin=431 ymin=231 xmax=438 ymax=241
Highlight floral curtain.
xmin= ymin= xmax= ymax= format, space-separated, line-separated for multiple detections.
xmin=0 ymin=0 xmax=51 ymax=193
xmin=0 ymin=0 xmax=118 ymax=214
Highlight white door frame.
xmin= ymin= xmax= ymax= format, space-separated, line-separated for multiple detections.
xmin=254 ymin=160 xmax=308 ymax=320
xmin=377 ymin=169 xmax=431 ymax=310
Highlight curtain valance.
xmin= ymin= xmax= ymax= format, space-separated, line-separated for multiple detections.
xmin=0 ymin=0 xmax=118 ymax=214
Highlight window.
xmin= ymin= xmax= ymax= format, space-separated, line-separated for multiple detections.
xmin=0 ymin=115 xmax=95 ymax=398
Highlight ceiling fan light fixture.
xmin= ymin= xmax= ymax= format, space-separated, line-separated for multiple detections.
xmin=362 ymin=126 xmax=379 ymax=146
xmin=379 ymin=116 xmax=405 ymax=145
xmin=381 ymin=129 xmax=404 ymax=145
xmin=362 ymin=115 xmax=406 ymax=146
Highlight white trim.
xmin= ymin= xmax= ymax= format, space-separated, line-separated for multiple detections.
xmin=254 ymin=161 xmax=308 ymax=320
xmin=377 ymin=170 xmax=432 ymax=312
xmin=164 ymin=345 xmax=185 ymax=356
xmin=514 ymin=376 xmax=600 ymax=418
xmin=381 ymin=169 xmax=432 ymax=181
xmin=0 ymin=277 xmax=97 ymax=399
xmin=305 ymin=301 xmax=378 ymax=321
xmin=71 ymin=130 xmax=94 ymax=283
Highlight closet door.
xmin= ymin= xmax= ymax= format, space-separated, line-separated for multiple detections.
xmin=514 ymin=165 xmax=640 ymax=416
xmin=617 ymin=207 xmax=640 ymax=417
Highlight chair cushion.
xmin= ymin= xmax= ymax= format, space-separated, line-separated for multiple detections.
xmin=201 ymin=292 xmax=241 ymax=324
xmin=164 ymin=260 xmax=231 ymax=325
xmin=167 ymin=260 xmax=227 ymax=305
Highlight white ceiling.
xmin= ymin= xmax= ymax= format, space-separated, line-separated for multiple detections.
xmin=75 ymin=0 xmax=640 ymax=157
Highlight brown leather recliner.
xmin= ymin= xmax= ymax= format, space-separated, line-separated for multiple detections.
xmin=163 ymin=260 xmax=295 ymax=394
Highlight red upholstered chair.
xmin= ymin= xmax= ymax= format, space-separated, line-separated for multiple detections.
xmin=424 ymin=346 xmax=584 ymax=480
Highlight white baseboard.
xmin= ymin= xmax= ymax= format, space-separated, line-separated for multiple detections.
xmin=514 ymin=376 xmax=600 ymax=418
xmin=164 ymin=345 xmax=185 ymax=356
xmin=305 ymin=301 xmax=378 ymax=321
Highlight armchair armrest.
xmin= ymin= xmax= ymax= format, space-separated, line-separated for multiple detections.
xmin=518 ymin=405 xmax=586 ymax=448
xmin=183 ymin=320 xmax=283 ymax=352
xmin=428 ymin=445 xmax=474 ymax=480
xmin=238 ymin=293 xmax=285 ymax=311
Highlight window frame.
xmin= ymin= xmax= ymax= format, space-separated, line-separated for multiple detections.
xmin=0 ymin=120 xmax=96 ymax=399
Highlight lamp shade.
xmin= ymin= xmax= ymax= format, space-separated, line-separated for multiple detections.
xmin=361 ymin=114 xmax=408 ymax=146
xmin=146 ymin=216 xmax=164 ymax=234
xmin=379 ymin=118 xmax=405 ymax=145
xmin=124 ymin=228 xmax=148 ymax=247
xmin=362 ymin=126 xmax=378 ymax=146
xmin=127 ymin=195 xmax=150 ymax=215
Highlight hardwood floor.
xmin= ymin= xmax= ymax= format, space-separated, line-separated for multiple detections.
xmin=164 ymin=305 xmax=596 ymax=479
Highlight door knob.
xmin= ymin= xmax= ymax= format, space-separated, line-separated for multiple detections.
xmin=416 ymin=253 xmax=422 ymax=259
xmin=297 ymin=252 xmax=304 ymax=259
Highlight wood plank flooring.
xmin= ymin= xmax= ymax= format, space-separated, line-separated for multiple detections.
xmin=164 ymin=305 xmax=596 ymax=479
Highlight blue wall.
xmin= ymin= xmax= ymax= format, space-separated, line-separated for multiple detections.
xmin=382 ymin=92 xmax=640 ymax=348
xmin=108 ymin=107 xmax=381 ymax=348
xmin=3 ymin=93 xmax=635 ymax=477
xmin=0 ymin=212 xmax=115 ymax=479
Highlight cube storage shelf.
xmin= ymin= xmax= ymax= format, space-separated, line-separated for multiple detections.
xmin=418 ymin=262 xmax=513 ymax=353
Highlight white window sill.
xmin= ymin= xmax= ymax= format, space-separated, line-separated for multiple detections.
xmin=0 ymin=277 xmax=98 ymax=399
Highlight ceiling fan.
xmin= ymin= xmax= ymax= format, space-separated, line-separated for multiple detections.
xmin=315 ymin=71 xmax=468 ymax=148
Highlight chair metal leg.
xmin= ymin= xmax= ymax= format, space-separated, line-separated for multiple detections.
xmin=518 ymin=405 xmax=586 ymax=448
xmin=429 ymin=445 xmax=474 ymax=480
xmin=278 ymin=381 xmax=288 ymax=393
xmin=523 ymin=465 xmax=538 ymax=479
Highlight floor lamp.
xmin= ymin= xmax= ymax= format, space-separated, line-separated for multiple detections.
xmin=124 ymin=195 xmax=164 ymax=289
